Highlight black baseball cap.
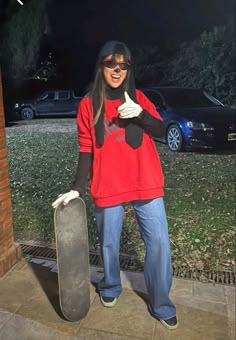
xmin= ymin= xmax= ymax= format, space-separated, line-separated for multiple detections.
xmin=98 ymin=40 xmax=131 ymax=61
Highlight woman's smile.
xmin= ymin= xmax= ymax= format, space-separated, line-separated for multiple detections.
xmin=103 ymin=54 xmax=128 ymax=88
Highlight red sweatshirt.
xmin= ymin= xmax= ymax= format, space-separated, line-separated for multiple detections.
xmin=77 ymin=89 xmax=164 ymax=207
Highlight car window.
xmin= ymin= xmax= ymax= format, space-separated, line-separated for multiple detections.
xmin=41 ymin=92 xmax=55 ymax=100
xmin=143 ymin=90 xmax=164 ymax=107
xmin=72 ymin=90 xmax=82 ymax=98
xmin=58 ymin=91 xmax=70 ymax=100
xmin=204 ymin=92 xmax=224 ymax=106
xmin=159 ymin=89 xmax=223 ymax=108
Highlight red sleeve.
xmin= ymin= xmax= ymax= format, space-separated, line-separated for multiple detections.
xmin=77 ymin=97 xmax=93 ymax=153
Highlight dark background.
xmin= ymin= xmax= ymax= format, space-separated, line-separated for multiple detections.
xmin=47 ymin=0 xmax=234 ymax=90
xmin=0 ymin=0 xmax=235 ymax=110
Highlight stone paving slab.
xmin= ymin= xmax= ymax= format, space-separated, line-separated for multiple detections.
xmin=225 ymin=286 xmax=236 ymax=319
xmin=228 ymin=318 xmax=235 ymax=340
xmin=0 ymin=304 xmax=21 ymax=314
xmin=153 ymin=303 xmax=229 ymax=340
xmin=170 ymin=278 xmax=194 ymax=298
xmin=0 ymin=313 xmax=59 ymax=340
xmin=11 ymin=258 xmax=29 ymax=271
xmin=16 ymin=286 xmax=82 ymax=336
xmin=0 ymin=259 xmax=235 ymax=339
xmin=75 ymin=328 xmax=143 ymax=340
xmin=81 ymin=290 xmax=156 ymax=339
xmin=0 ymin=311 xmax=13 ymax=330
xmin=0 ymin=269 xmax=39 ymax=311
xmin=15 ymin=263 xmax=96 ymax=336
xmin=193 ymin=281 xmax=227 ymax=303
xmin=225 ymin=286 xmax=236 ymax=340
xmin=172 ymin=295 xmax=228 ymax=316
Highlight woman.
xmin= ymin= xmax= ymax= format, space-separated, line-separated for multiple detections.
xmin=52 ymin=40 xmax=177 ymax=330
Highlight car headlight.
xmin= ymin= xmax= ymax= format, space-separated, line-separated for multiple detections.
xmin=187 ymin=121 xmax=214 ymax=131
xmin=14 ymin=103 xmax=19 ymax=109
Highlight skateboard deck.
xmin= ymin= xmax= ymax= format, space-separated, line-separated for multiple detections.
xmin=54 ymin=197 xmax=90 ymax=321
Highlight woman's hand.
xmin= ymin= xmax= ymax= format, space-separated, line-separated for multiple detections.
xmin=118 ymin=91 xmax=142 ymax=118
xmin=52 ymin=190 xmax=80 ymax=209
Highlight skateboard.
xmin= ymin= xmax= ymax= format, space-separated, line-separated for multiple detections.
xmin=54 ymin=197 xmax=90 ymax=321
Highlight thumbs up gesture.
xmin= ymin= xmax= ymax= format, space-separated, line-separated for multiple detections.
xmin=118 ymin=91 xmax=142 ymax=119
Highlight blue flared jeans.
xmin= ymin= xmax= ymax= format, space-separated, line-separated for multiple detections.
xmin=95 ymin=197 xmax=176 ymax=320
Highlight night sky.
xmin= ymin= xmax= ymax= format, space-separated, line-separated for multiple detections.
xmin=0 ymin=0 xmax=235 ymax=91
xmin=49 ymin=0 xmax=234 ymax=47
xmin=47 ymin=0 xmax=234 ymax=90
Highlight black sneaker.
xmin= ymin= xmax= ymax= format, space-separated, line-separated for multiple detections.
xmin=100 ymin=296 xmax=117 ymax=308
xmin=160 ymin=316 xmax=178 ymax=330
xmin=148 ymin=303 xmax=178 ymax=330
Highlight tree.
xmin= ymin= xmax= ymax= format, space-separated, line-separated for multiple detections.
xmin=130 ymin=24 xmax=235 ymax=106
xmin=163 ymin=25 xmax=235 ymax=106
xmin=131 ymin=44 xmax=167 ymax=86
xmin=24 ymin=52 xmax=57 ymax=82
xmin=0 ymin=0 xmax=48 ymax=86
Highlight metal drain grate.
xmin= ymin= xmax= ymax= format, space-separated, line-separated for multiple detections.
xmin=172 ymin=265 xmax=236 ymax=286
xmin=20 ymin=243 xmax=56 ymax=260
xmin=20 ymin=242 xmax=235 ymax=286
xmin=19 ymin=243 xmax=142 ymax=272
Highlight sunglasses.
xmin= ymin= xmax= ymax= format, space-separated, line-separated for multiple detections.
xmin=103 ymin=60 xmax=130 ymax=70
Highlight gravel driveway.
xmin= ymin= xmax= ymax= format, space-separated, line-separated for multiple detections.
xmin=6 ymin=118 xmax=77 ymax=134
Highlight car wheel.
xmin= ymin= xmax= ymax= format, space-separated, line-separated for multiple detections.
xmin=20 ymin=107 xmax=34 ymax=120
xmin=167 ymin=124 xmax=183 ymax=152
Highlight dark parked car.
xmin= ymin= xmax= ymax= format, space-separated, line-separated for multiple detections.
xmin=14 ymin=90 xmax=82 ymax=120
xmin=141 ymin=87 xmax=236 ymax=152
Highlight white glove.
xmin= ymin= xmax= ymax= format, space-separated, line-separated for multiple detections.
xmin=118 ymin=91 xmax=142 ymax=119
xmin=52 ymin=190 xmax=79 ymax=209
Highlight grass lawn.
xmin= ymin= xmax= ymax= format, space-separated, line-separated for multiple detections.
xmin=6 ymin=119 xmax=236 ymax=273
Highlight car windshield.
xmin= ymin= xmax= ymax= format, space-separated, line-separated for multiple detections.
xmin=159 ymin=88 xmax=223 ymax=108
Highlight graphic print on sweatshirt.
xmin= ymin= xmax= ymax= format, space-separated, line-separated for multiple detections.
xmin=104 ymin=117 xmax=126 ymax=142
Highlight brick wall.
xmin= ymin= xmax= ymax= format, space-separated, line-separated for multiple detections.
xmin=0 ymin=66 xmax=21 ymax=277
